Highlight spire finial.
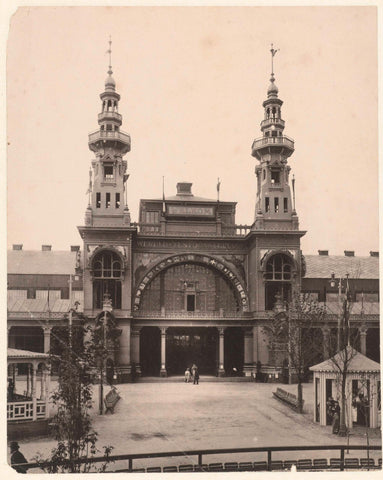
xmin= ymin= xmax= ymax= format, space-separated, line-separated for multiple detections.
xmin=270 ymin=43 xmax=279 ymax=78
xmin=107 ymin=35 xmax=113 ymax=76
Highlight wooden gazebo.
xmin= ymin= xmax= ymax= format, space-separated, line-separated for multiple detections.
xmin=310 ymin=346 xmax=381 ymax=429
xmin=7 ymin=348 xmax=51 ymax=423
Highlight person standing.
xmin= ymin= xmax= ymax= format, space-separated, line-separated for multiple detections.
xmin=192 ymin=364 xmax=199 ymax=385
xmin=10 ymin=441 xmax=29 ymax=473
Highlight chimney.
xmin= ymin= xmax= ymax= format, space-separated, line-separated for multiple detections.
xmin=318 ymin=250 xmax=329 ymax=256
xmin=344 ymin=250 xmax=355 ymax=257
xmin=176 ymin=182 xmax=193 ymax=196
xmin=12 ymin=244 xmax=23 ymax=251
xmin=370 ymin=251 xmax=379 ymax=257
xmin=41 ymin=245 xmax=52 ymax=251
xmin=70 ymin=245 xmax=80 ymax=252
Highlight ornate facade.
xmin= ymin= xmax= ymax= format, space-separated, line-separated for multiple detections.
xmin=7 ymin=48 xmax=380 ymax=382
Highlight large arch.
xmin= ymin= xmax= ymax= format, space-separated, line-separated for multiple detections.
xmin=133 ymin=253 xmax=249 ymax=312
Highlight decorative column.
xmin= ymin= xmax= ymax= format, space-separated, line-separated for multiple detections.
xmin=117 ymin=321 xmax=131 ymax=381
xmin=322 ymin=325 xmax=331 ymax=359
xmin=160 ymin=327 xmax=167 ymax=377
xmin=218 ymin=328 xmax=225 ymax=377
xmin=27 ymin=365 xmax=31 ymax=397
xmin=32 ymin=363 xmax=37 ymax=421
xmin=359 ymin=325 xmax=367 ymax=355
xmin=45 ymin=365 xmax=51 ymax=418
xmin=131 ymin=327 xmax=141 ymax=376
xmin=243 ymin=328 xmax=253 ymax=377
xmin=43 ymin=326 xmax=52 ymax=353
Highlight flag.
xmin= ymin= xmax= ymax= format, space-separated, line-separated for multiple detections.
xmin=217 ymin=178 xmax=221 ymax=202
xmin=162 ymin=177 xmax=166 ymax=214
xmin=86 ymin=168 xmax=92 ymax=195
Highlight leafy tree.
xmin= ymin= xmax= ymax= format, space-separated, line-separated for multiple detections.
xmin=34 ymin=315 xmax=114 ymax=473
xmin=263 ymin=292 xmax=326 ymax=413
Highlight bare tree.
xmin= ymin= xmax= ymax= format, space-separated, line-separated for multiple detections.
xmin=263 ymin=292 xmax=326 ymax=413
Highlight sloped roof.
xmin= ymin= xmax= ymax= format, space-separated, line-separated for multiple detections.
xmin=310 ymin=346 xmax=380 ymax=373
xmin=7 ymin=298 xmax=84 ymax=313
xmin=321 ymin=302 xmax=380 ymax=315
xmin=8 ymin=348 xmax=49 ymax=360
xmin=8 ymin=250 xmax=78 ymax=275
xmin=304 ymin=255 xmax=379 ymax=279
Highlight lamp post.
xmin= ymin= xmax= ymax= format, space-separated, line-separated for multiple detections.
xmin=68 ymin=274 xmax=80 ymax=352
xmin=99 ymin=292 xmax=113 ymax=415
xmin=329 ymin=273 xmax=350 ymax=351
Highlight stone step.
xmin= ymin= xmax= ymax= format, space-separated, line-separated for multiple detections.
xmin=137 ymin=375 xmax=252 ymax=383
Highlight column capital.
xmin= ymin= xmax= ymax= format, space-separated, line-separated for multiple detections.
xmin=218 ymin=327 xmax=225 ymax=336
xmin=359 ymin=325 xmax=368 ymax=335
xmin=43 ymin=326 xmax=52 ymax=334
xmin=244 ymin=327 xmax=253 ymax=337
xmin=160 ymin=327 xmax=167 ymax=335
xmin=131 ymin=326 xmax=141 ymax=336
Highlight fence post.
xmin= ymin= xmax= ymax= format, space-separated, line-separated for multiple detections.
xmin=129 ymin=458 xmax=132 ymax=471
xmin=340 ymin=447 xmax=345 ymax=471
xmin=198 ymin=454 xmax=202 ymax=466
xmin=267 ymin=450 xmax=272 ymax=471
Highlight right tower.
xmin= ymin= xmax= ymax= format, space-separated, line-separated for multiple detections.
xmin=252 ymin=46 xmax=299 ymax=231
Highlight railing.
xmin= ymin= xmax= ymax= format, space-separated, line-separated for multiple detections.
xmin=131 ymin=222 xmax=251 ymax=237
xmin=88 ymin=130 xmax=131 ymax=144
xmin=133 ymin=310 xmax=246 ymax=319
xmin=7 ymin=400 xmax=47 ymax=421
xmin=98 ymin=111 xmax=122 ymax=122
xmin=260 ymin=118 xmax=285 ymax=128
xmin=24 ymin=445 xmax=382 ymax=472
xmin=252 ymin=135 xmax=294 ymax=150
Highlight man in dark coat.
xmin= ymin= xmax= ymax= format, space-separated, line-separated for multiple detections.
xmin=10 ymin=441 xmax=29 ymax=473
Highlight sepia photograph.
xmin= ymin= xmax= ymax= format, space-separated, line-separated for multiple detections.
xmin=5 ymin=4 xmax=381 ymax=474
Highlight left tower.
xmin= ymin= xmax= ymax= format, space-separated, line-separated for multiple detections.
xmin=78 ymin=41 xmax=134 ymax=382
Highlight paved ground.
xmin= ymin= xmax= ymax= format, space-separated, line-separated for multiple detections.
xmin=11 ymin=379 xmax=382 ymax=472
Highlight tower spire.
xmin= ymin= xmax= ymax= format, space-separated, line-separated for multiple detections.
xmin=107 ymin=35 xmax=113 ymax=76
xmin=251 ymin=47 xmax=298 ymax=231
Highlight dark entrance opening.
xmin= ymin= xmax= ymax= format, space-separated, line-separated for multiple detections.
xmin=224 ymin=327 xmax=244 ymax=375
xmin=166 ymin=327 xmax=217 ymax=375
xmin=140 ymin=327 xmax=161 ymax=376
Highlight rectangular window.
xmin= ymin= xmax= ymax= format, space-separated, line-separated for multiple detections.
xmin=284 ymin=197 xmax=288 ymax=213
xmin=96 ymin=192 xmax=101 ymax=208
xmin=187 ymin=294 xmax=195 ymax=312
xmin=106 ymin=193 xmax=111 ymax=208
xmin=115 ymin=193 xmax=120 ymax=208
xmin=274 ymin=197 xmax=279 ymax=213
xmin=271 ymin=171 xmax=280 ymax=184
xmin=104 ymin=165 xmax=114 ymax=180
xmin=265 ymin=197 xmax=270 ymax=212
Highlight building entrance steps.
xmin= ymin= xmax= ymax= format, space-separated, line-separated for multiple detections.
xmin=137 ymin=375 xmax=252 ymax=383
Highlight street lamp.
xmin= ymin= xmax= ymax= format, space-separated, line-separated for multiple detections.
xmin=98 ymin=292 xmax=113 ymax=415
xmin=68 ymin=274 xmax=80 ymax=352
xmin=329 ymin=272 xmax=350 ymax=351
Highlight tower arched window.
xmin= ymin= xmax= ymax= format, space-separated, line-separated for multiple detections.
xmin=264 ymin=253 xmax=293 ymax=310
xmin=92 ymin=250 xmax=122 ymax=309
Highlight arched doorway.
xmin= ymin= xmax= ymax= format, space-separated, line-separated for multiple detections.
xmin=224 ymin=327 xmax=244 ymax=375
xmin=140 ymin=327 xmax=161 ymax=376
xmin=166 ymin=327 xmax=218 ymax=376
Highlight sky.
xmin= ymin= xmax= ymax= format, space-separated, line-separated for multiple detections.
xmin=5 ymin=5 xmax=380 ymax=256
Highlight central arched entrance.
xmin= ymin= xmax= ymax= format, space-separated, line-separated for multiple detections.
xmin=166 ymin=327 xmax=218 ymax=376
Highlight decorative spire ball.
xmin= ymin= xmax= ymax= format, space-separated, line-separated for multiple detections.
xmin=105 ymin=36 xmax=116 ymax=91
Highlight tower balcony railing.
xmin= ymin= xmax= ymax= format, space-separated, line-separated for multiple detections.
xmin=98 ymin=111 xmax=122 ymax=122
xmin=132 ymin=222 xmax=251 ymax=237
xmin=252 ymin=135 xmax=294 ymax=150
xmin=260 ymin=117 xmax=285 ymax=129
xmin=88 ymin=129 xmax=131 ymax=145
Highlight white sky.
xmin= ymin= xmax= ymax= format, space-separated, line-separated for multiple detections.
xmin=5 ymin=5 xmax=380 ymax=256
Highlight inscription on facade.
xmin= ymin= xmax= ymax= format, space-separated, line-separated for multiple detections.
xmin=136 ymin=239 xmax=244 ymax=252
xmin=168 ymin=206 xmax=214 ymax=216
xmin=134 ymin=254 xmax=249 ymax=312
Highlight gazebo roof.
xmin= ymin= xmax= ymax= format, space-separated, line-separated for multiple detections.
xmin=310 ymin=346 xmax=380 ymax=373
xmin=7 ymin=348 xmax=50 ymax=361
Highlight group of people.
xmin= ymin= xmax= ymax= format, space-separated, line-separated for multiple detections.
xmin=184 ymin=364 xmax=200 ymax=385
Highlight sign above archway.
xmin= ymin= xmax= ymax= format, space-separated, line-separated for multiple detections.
xmin=133 ymin=254 xmax=249 ymax=312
